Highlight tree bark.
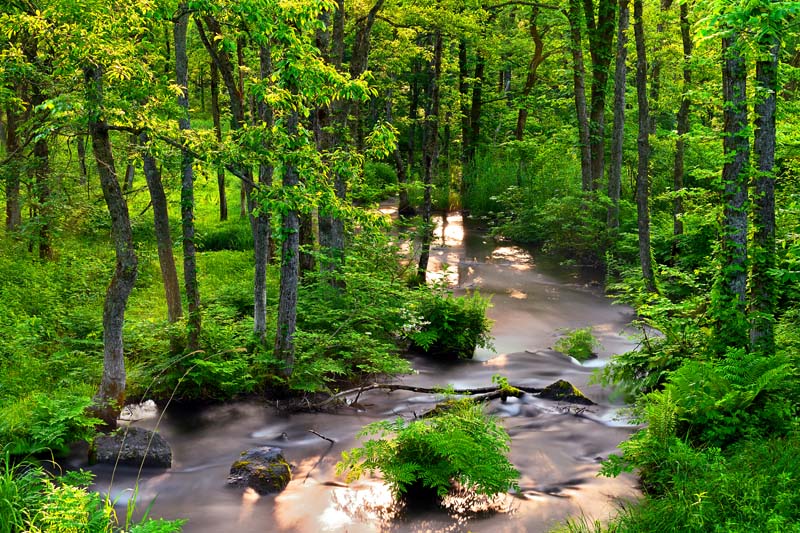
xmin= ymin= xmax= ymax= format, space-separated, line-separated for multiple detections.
xmin=140 ymin=132 xmax=183 ymax=328
xmin=750 ymin=37 xmax=779 ymax=354
xmin=567 ymin=0 xmax=593 ymax=191
xmin=4 ymin=104 xmax=22 ymax=231
xmin=607 ymin=0 xmax=628 ymax=232
xmin=715 ymin=32 xmax=749 ymax=348
xmin=672 ymin=2 xmax=692 ymax=240
xmin=176 ymin=4 xmax=201 ymax=351
xmin=84 ymin=66 xmax=138 ymax=430
xmin=634 ymin=0 xmax=656 ymax=293
xmin=254 ymin=44 xmax=274 ymax=343
xmin=417 ymin=31 xmax=442 ymax=282
xmin=275 ymin=107 xmax=301 ymax=377
xmin=466 ymin=53 xmax=485 ymax=163
xmin=210 ymin=60 xmax=228 ymax=221
xmin=583 ymin=0 xmax=616 ymax=189
xmin=515 ymin=7 xmax=547 ymax=141
xmin=648 ymin=0 xmax=673 ymax=133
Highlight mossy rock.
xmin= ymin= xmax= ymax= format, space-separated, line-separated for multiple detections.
xmin=227 ymin=447 xmax=291 ymax=494
xmin=538 ymin=380 xmax=595 ymax=405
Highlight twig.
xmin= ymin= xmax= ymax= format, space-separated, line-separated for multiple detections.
xmin=308 ymin=429 xmax=335 ymax=444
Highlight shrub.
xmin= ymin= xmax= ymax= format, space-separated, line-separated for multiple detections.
xmin=554 ymin=327 xmax=602 ymax=362
xmin=336 ymin=399 xmax=519 ymax=503
xmin=407 ymin=289 xmax=493 ymax=359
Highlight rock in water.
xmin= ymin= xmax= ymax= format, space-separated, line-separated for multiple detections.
xmin=539 ymin=380 xmax=595 ymax=405
xmin=227 ymin=447 xmax=291 ymax=494
xmin=91 ymin=426 xmax=172 ymax=468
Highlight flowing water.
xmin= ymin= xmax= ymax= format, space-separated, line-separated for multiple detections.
xmin=85 ymin=211 xmax=640 ymax=532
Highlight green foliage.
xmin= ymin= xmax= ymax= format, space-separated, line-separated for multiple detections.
xmin=350 ymin=161 xmax=398 ymax=204
xmin=0 ymin=453 xmax=184 ymax=533
xmin=336 ymin=399 xmax=519 ymax=501
xmin=195 ymin=221 xmax=254 ymax=252
xmin=554 ymin=327 xmax=602 ymax=362
xmin=601 ymin=435 xmax=800 ymax=533
xmin=406 ymin=288 xmax=493 ymax=359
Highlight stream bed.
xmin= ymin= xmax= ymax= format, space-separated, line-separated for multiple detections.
xmin=86 ymin=211 xmax=641 ymax=532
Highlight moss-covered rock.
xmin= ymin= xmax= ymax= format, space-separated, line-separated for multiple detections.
xmin=538 ymin=380 xmax=595 ymax=405
xmin=227 ymin=447 xmax=291 ymax=494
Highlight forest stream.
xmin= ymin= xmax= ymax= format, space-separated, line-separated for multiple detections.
xmin=83 ymin=210 xmax=641 ymax=532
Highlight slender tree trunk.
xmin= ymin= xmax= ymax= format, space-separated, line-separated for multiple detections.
xmin=515 ymin=7 xmax=546 ymax=141
xmin=403 ymin=61 xmax=421 ymax=215
xmin=210 ymin=61 xmax=228 ymax=221
xmin=672 ymin=2 xmax=692 ymax=240
xmin=634 ymin=0 xmax=656 ymax=293
xmin=608 ymin=0 xmax=629 ymax=232
xmin=33 ymin=135 xmax=52 ymax=260
xmin=584 ymin=0 xmax=616 ymax=189
xmin=567 ymin=0 xmax=593 ymax=191
xmin=140 ymin=132 xmax=183 ymax=328
xmin=84 ymin=66 xmax=138 ymax=430
xmin=459 ymin=40 xmax=470 ymax=160
xmin=275 ymin=107 xmax=300 ymax=377
xmin=4 ymin=105 xmax=21 ymax=231
xmin=467 ymin=54 xmax=485 ymax=163
xmin=649 ymin=0 xmax=673 ymax=132
xmin=417 ymin=31 xmax=442 ymax=282
xmin=714 ymin=32 xmax=749 ymax=348
xmin=176 ymin=5 xmax=201 ymax=351
xmin=750 ymin=37 xmax=779 ymax=354
xmin=254 ymin=44 xmax=273 ymax=343
xmin=77 ymin=131 xmax=88 ymax=186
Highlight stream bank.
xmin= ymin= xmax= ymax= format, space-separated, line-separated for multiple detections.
xmin=86 ymin=210 xmax=640 ymax=532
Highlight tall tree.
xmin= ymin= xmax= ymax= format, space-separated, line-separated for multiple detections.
xmin=633 ymin=0 xmax=656 ymax=292
xmin=4 ymin=101 xmax=22 ymax=230
xmin=608 ymin=0 xmax=629 ymax=232
xmin=750 ymin=35 xmax=780 ymax=353
xmin=175 ymin=4 xmax=201 ymax=351
xmin=713 ymin=30 xmax=749 ymax=348
xmin=416 ymin=30 xmax=443 ymax=282
xmin=672 ymin=1 xmax=692 ymax=241
xmin=84 ymin=66 xmax=138 ymax=429
xmin=210 ymin=61 xmax=228 ymax=221
xmin=566 ymin=0 xmax=593 ymax=191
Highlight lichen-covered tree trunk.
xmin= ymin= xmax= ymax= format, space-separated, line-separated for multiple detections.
xmin=750 ymin=37 xmax=779 ymax=354
xmin=672 ymin=2 xmax=692 ymax=240
xmin=607 ymin=0 xmax=629 ymax=232
xmin=275 ymin=108 xmax=301 ymax=377
xmin=714 ymin=32 xmax=749 ymax=349
xmin=85 ymin=66 xmax=138 ymax=430
xmin=515 ymin=7 xmax=546 ymax=142
xmin=140 ymin=132 xmax=183 ymax=329
xmin=567 ymin=0 xmax=593 ymax=191
xmin=417 ymin=31 xmax=442 ymax=282
xmin=176 ymin=5 xmax=201 ymax=351
xmin=633 ymin=0 xmax=656 ymax=293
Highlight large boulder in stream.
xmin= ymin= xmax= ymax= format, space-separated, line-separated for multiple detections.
xmin=538 ymin=380 xmax=595 ymax=405
xmin=91 ymin=426 xmax=172 ymax=468
xmin=227 ymin=447 xmax=291 ymax=494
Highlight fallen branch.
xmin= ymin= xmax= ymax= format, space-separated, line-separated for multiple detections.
xmin=315 ymin=382 xmax=543 ymax=409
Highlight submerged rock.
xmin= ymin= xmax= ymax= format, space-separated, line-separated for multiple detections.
xmin=227 ymin=447 xmax=291 ymax=494
xmin=538 ymin=380 xmax=595 ymax=405
xmin=91 ymin=426 xmax=172 ymax=468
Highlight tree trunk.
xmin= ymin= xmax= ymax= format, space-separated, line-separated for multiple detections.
xmin=583 ymin=0 xmax=616 ymax=189
xmin=750 ymin=37 xmax=779 ymax=354
xmin=672 ymin=2 xmax=692 ymax=241
xmin=4 ymin=104 xmax=22 ymax=231
xmin=417 ymin=31 xmax=443 ymax=282
xmin=275 ymin=108 xmax=301 ymax=377
xmin=459 ymin=40 xmax=470 ymax=159
xmin=648 ymin=0 xmax=673 ymax=132
xmin=567 ymin=0 xmax=593 ymax=191
xmin=515 ymin=7 xmax=546 ymax=142
xmin=176 ymin=4 xmax=201 ymax=351
xmin=77 ymin=131 xmax=89 ymax=187
xmin=254 ymin=44 xmax=273 ymax=343
xmin=607 ymin=0 xmax=629 ymax=232
xmin=467 ymin=53 xmax=485 ymax=163
xmin=140 ymin=132 xmax=183 ymax=328
xmin=84 ymin=66 xmax=138 ymax=430
xmin=28 ymin=82 xmax=53 ymax=259
xmin=633 ymin=0 xmax=656 ymax=293
xmin=714 ymin=32 xmax=749 ymax=348
xmin=210 ymin=61 xmax=228 ymax=221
